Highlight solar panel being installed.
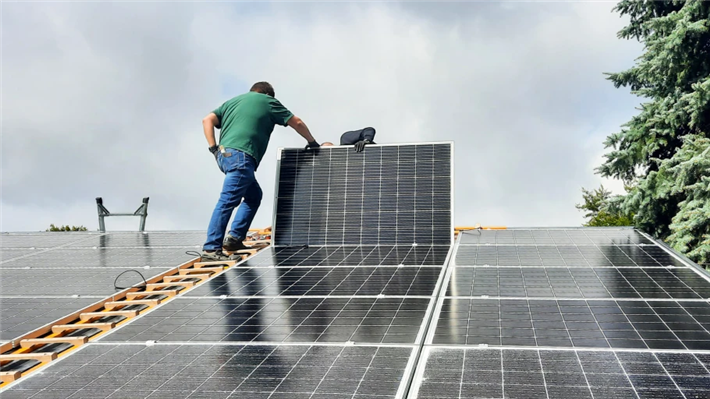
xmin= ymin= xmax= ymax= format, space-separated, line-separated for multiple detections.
xmin=273 ymin=144 xmax=453 ymax=246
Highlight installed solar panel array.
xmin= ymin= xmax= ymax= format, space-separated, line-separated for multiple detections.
xmin=412 ymin=229 xmax=710 ymax=399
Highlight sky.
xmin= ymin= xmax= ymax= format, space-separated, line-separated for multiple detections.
xmin=1 ymin=1 xmax=643 ymax=234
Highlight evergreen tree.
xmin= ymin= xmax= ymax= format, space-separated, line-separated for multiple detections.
xmin=576 ymin=185 xmax=634 ymax=227
xmin=598 ymin=0 xmax=710 ymax=264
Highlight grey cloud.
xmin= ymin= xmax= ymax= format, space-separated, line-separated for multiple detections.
xmin=2 ymin=2 xmax=641 ymax=232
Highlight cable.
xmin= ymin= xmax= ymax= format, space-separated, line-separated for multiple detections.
xmin=185 ymin=250 xmax=203 ymax=261
xmin=113 ymin=269 xmax=148 ymax=290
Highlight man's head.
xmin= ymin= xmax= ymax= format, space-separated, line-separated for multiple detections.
xmin=250 ymin=82 xmax=275 ymax=97
xmin=321 ymin=142 xmax=334 ymax=147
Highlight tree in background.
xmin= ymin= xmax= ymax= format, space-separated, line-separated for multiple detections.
xmin=576 ymin=185 xmax=634 ymax=227
xmin=46 ymin=224 xmax=88 ymax=232
xmin=595 ymin=0 xmax=709 ymax=265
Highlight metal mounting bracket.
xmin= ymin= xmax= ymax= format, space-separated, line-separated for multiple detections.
xmin=96 ymin=197 xmax=149 ymax=232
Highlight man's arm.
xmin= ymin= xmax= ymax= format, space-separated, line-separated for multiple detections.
xmin=203 ymin=113 xmax=220 ymax=148
xmin=287 ymin=116 xmax=317 ymax=144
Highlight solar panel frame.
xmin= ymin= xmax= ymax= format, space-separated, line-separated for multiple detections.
xmin=271 ymin=142 xmax=454 ymax=247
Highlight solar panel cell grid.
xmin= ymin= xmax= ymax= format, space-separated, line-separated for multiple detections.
xmin=415 ymin=348 xmax=710 ymax=399
xmin=241 ymin=245 xmax=451 ymax=267
xmin=63 ymin=231 xmax=206 ymax=248
xmin=185 ymin=266 xmax=442 ymax=297
xmin=0 ymin=298 xmax=99 ymax=340
xmin=0 ymin=268 xmax=170 ymax=296
xmin=459 ymin=229 xmax=654 ymax=245
xmin=1 ymin=344 xmax=413 ymax=399
xmin=446 ymin=267 xmax=710 ymax=299
xmin=0 ymin=248 xmax=195 ymax=269
xmin=274 ymin=144 xmax=452 ymax=246
xmin=0 ymin=233 xmax=97 ymax=249
xmin=433 ymin=299 xmax=710 ymax=350
xmin=455 ymin=245 xmax=687 ymax=267
xmin=103 ymin=297 xmax=431 ymax=344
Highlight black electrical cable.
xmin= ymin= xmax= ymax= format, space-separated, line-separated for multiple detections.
xmin=185 ymin=250 xmax=203 ymax=261
xmin=113 ymin=269 xmax=148 ymax=290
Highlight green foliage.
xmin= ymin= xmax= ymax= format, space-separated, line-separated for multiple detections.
xmin=576 ymin=185 xmax=634 ymax=227
xmin=597 ymin=0 xmax=710 ymax=265
xmin=46 ymin=224 xmax=88 ymax=232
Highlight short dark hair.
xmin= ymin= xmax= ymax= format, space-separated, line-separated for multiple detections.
xmin=250 ymin=82 xmax=275 ymax=97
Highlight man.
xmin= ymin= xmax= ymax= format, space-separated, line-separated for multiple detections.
xmin=340 ymin=127 xmax=376 ymax=152
xmin=202 ymin=81 xmax=319 ymax=261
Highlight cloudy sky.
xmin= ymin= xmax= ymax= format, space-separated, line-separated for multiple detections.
xmin=2 ymin=1 xmax=642 ymax=234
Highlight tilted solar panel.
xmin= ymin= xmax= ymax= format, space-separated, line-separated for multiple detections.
xmin=273 ymin=143 xmax=453 ymax=246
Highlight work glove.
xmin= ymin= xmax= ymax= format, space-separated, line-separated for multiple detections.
xmin=354 ymin=139 xmax=371 ymax=153
xmin=209 ymin=145 xmax=219 ymax=159
xmin=209 ymin=145 xmax=222 ymax=172
xmin=304 ymin=141 xmax=320 ymax=151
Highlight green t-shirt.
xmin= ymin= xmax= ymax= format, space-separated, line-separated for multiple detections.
xmin=213 ymin=91 xmax=294 ymax=166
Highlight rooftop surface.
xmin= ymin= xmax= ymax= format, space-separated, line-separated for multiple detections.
xmin=2 ymin=143 xmax=709 ymax=398
xmin=1 ymin=228 xmax=709 ymax=398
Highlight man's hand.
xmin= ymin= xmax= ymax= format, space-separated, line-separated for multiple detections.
xmin=209 ymin=145 xmax=222 ymax=172
xmin=354 ymin=139 xmax=371 ymax=153
xmin=304 ymin=141 xmax=320 ymax=151
xmin=209 ymin=145 xmax=219 ymax=159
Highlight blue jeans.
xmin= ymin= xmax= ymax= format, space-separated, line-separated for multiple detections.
xmin=203 ymin=149 xmax=262 ymax=251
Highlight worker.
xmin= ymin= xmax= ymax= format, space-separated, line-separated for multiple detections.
xmin=340 ymin=127 xmax=376 ymax=152
xmin=201 ymin=81 xmax=320 ymax=261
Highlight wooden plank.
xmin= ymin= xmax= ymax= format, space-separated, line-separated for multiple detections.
xmin=229 ymin=249 xmax=257 ymax=256
xmin=20 ymin=336 xmax=88 ymax=349
xmin=52 ymin=323 xmax=115 ymax=333
xmin=164 ymin=274 xmax=210 ymax=282
xmin=0 ymin=352 xmax=57 ymax=363
xmin=245 ymin=239 xmax=271 ymax=245
xmin=179 ymin=267 xmax=223 ymax=276
xmin=146 ymin=281 xmax=194 ymax=291
xmin=192 ymin=260 xmax=235 ymax=268
xmin=79 ymin=310 xmax=138 ymax=321
xmin=1 ymin=371 xmax=21 ymax=384
xmin=105 ymin=299 xmax=161 ymax=310
xmin=131 ymin=289 xmax=179 ymax=298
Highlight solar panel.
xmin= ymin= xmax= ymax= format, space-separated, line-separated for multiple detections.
xmin=0 ymin=298 xmax=99 ymax=340
xmin=0 ymin=267 xmax=171 ymax=297
xmin=0 ymin=248 xmax=196 ymax=269
xmin=433 ymin=298 xmax=710 ymax=349
xmin=414 ymin=348 xmax=710 ymax=399
xmin=184 ymin=266 xmax=442 ymax=297
xmin=459 ymin=229 xmax=654 ymax=245
xmin=455 ymin=245 xmax=687 ymax=267
xmin=273 ymin=143 xmax=453 ymax=246
xmin=1 ymin=344 xmax=414 ymax=399
xmin=446 ymin=267 xmax=710 ymax=299
xmin=0 ymin=232 xmax=98 ymax=249
xmin=102 ymin=296 xmax=431 ymax=344
xmin=215 ymin=245 xmax=451 ymax=267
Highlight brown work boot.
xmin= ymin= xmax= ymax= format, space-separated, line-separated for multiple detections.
xmin=223 ymin=234 xmax=249 ymax=253
xmin=200 ymin=250 xmax=229 ymax=262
